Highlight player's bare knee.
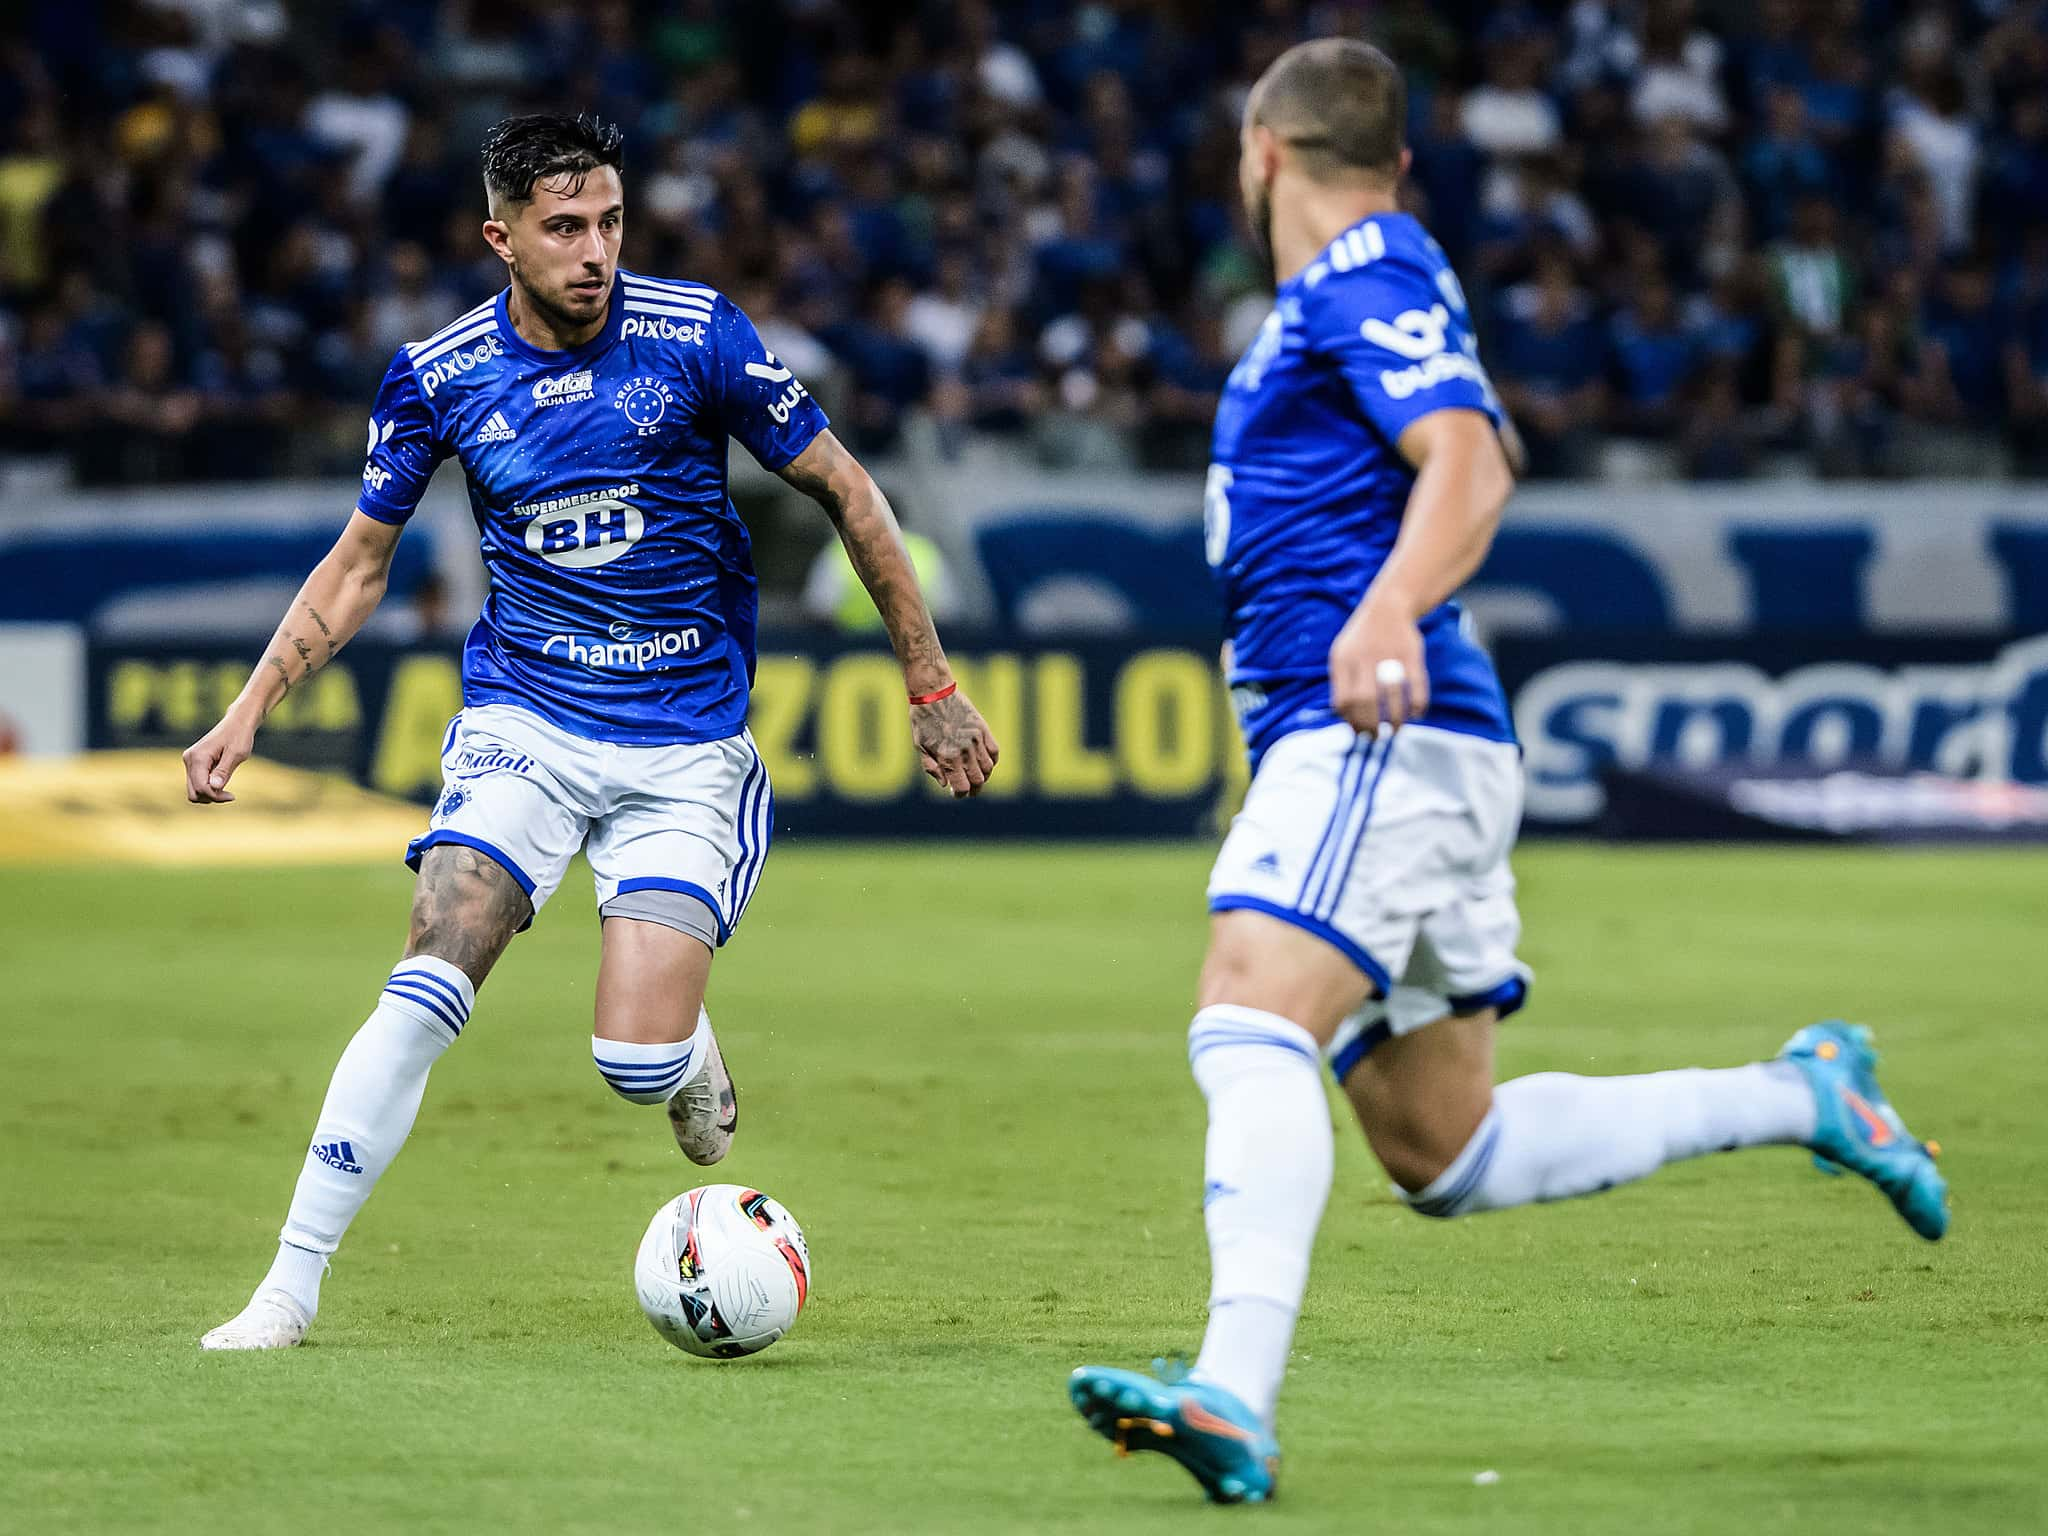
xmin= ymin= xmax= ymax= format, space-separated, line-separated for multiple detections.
xmin=1197 ymin=912 xmax=1371 ymax=1041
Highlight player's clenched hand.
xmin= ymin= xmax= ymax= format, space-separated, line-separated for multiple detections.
xmin=1329 ymin=597 xmax=1429 ymax=736
xmin=183 ymin=709 xmax=258 ymax=804
xmin=911 ymin=689 xmax=1000 ymax=798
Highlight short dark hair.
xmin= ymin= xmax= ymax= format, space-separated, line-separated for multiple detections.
xmin=480 ymin=113 xmax=625 ymax=210
xmin=1252 ymin=39 xmax=1406 ymax=181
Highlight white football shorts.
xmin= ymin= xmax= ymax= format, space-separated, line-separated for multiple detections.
xmin=1207 ymin=721 xmax=1531 ymax=1078
xmin=405 ymin=703 xmax=771 ymax=942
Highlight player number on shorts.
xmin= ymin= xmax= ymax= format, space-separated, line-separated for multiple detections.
xmin=1203 ymin=464 xmax=1233 ymax=568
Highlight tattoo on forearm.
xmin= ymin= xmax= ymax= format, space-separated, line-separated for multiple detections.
xmin=266 ymin=656 xmax=293 ymax=695
xmin=291 ymin=636 xmax=314 ymax=673
xmin=304 ymin=604 xmax=336 ymax=654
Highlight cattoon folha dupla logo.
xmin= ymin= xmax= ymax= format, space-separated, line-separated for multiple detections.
xmin=1515 ymin=635 xmax=2048 ymax=823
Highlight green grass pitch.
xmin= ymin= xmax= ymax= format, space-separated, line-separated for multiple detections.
xmin=2 ymin=843 xmax=2043 ymax=1534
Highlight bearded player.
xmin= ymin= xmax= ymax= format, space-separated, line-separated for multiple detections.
xmin=1066 ymin=40 xmax=1946 ymax=1503
xmin=185 ymin=114 xmax=998 ymax=1350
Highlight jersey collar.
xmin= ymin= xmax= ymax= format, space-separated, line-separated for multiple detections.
xmin=492 ymin=274 xmax=626 ymax=369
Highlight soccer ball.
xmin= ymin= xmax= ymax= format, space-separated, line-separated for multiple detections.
xmin=633 ymin=1184 xmax=811 ymax=1358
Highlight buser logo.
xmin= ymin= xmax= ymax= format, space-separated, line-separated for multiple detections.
xmin=622 ymin=316 xmax=707 ymax=345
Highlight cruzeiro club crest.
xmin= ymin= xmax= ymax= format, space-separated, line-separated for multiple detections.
xmin=615 ymin=375 xmax=674 ymax=435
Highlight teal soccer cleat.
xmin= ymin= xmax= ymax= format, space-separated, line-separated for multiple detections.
xmin=1780 ymin=1022 xmax=1949 ymax=1241
xmin=1068 ymin=1363 xmax=1280 ymax=1505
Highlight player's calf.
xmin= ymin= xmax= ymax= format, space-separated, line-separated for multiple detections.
xmin=594 ymin=914 xmax=737 ymax=1163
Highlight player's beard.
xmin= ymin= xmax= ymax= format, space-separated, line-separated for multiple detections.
xmin=512 ymin=262 xmax=606 ymax=338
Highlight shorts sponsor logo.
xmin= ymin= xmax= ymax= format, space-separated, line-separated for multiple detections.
xmin=621 ymin=316 xmax=707 ymax=345
xmin=449 ymin=745 xmax=536 ymax=780
xmin=418 ymin=334 xmax=505 ymax=397
xmin=531 ymin=369 xmax=595 ymax=406
xmin=543 ymin=628 xmax=703 ymax=670
xmin=1515 ymin=635 xmax=2048 ymax=823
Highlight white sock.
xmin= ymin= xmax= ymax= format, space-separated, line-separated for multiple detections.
xmin=1408 ymin=1061 xmax=1817 ymax=1217
xmin=264 ymin=957 xmax=472 ymax=1314
xmin=1186 ymin=1005 xmax=1333 ymax=1429
xmin=592 ymin=1008 xmax=710 ymax=1104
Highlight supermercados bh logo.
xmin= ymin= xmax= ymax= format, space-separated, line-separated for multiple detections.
xmin=418 ymin=334 xmax=505 ymax=398
xmin=614 ymin=375 xmax=675 ymax=436
xmin=518 ymin=483 xmax=644 ymax=568
xmin=531 ymin=369 xmax=595 ymax=407
xmin=622 ymin=315 xmax=707 ymax=345
xmin=1515 ymin=635 xmax=2048 ymax=823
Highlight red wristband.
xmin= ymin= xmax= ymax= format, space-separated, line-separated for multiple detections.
xmin=908 ymin=682 xmax=957 ymax=706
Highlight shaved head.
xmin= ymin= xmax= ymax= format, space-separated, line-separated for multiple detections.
xmin=1249 ymin=37 xmax=1407 ymax=183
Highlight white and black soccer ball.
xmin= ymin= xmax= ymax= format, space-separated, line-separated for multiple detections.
xmin=634 ymin=1184 xmax=811 ymax=1359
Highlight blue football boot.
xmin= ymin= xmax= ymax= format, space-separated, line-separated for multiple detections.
xmin=1780 ymin=1022 xmax=1948 ymax=1240
xmin=1068 ymin=1362 xmax=1279 ymax=1504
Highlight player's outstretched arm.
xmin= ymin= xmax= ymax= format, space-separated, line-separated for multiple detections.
xmin=182 ymin=511 xmax=404 ymax=804
xmin=777 ymin=430 xmax=999 ymax=798
xmin=1329 ymin=409 xmax=1515 ymax=736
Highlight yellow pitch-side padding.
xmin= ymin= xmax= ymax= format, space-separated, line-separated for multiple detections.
xmin=0 ymin=752 xmax=425 ymax=866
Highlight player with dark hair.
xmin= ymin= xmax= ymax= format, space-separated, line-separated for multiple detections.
xmin=188 ymin=113 xmax=998 ymax=1350
xmin=1066 ymin=40 xmax=1945 ymax=1503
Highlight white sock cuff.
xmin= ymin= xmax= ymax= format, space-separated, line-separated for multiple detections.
xmin=593 ymin=1032 xmax=699 ymax=1104
xmin=382 ymin=957 xmax=475 ymax=1041
xmin=1403 ymin=1105 xmax=1504 ymax=1219
xmin=1188 ymin=1005 xmax=1323 ymax=1072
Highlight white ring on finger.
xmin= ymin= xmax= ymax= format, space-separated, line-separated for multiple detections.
xmin=1374 ymin=658 xmax=1408 ymax=689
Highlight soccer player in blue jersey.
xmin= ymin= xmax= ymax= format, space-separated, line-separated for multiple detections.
xmin=1068 ymin=41 xmax=1946 ymax=1502
xmin=183 ymin=114 xmax=998 ymax=1350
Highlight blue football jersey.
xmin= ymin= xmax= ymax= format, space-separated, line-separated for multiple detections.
xmin=1208 ymin=212 xmax=1515 ymax=764
xmin=357 ymin=269 xmax=829 ymax=745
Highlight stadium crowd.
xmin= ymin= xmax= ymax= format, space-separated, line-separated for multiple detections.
xmin=2 ymin=0 xmax=2046 ymax=485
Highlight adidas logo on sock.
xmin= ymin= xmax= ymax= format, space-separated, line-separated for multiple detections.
xmin=312 ymin=1139 xmax=364 ymax=1175
xmin=476 ymin=410 xmax=518 ymax=443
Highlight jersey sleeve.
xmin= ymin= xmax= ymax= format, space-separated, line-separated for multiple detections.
xmin=355 ymin=349 xmax=447 ymax=525
xmin=709 ymin=298 xmax=830 ymax=470
xmin=1306 ymin=261 xmax=1501 ymax=444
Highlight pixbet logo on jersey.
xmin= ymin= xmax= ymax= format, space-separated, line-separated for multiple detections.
xmin=622 ymin=315 xmax=707 ymax=345
xmin=417 ymin=334 xmax=505 ymax=398
xmin=531 ymin=369 xmax=595 ymax=407
xmin=518 ymin=484 xmax=645 ymax=568
xmin=614 ymin=376 xmax=675 ymax=436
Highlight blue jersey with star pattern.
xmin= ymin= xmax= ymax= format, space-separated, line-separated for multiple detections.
xmin=1208 ymin=212 xmax=1515 ymax=764
xmin=357 ymin=269 xmax=829 ymax=744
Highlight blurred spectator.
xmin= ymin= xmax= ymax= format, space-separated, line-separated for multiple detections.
xmin=76 ymin=320 xmax=200 ymax=484
xmin=1607 ymin=274 xmax=1703 ymax=437
xmin=1492 ymin=255 xmax=1607 ymax=477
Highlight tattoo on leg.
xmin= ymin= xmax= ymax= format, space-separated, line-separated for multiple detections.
xmin=406 ymin=845 xmax=533 ymax=987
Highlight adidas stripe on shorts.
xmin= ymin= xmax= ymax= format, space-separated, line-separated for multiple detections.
xmin=1206 ymin=721 xmax=1531 ymax=1078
